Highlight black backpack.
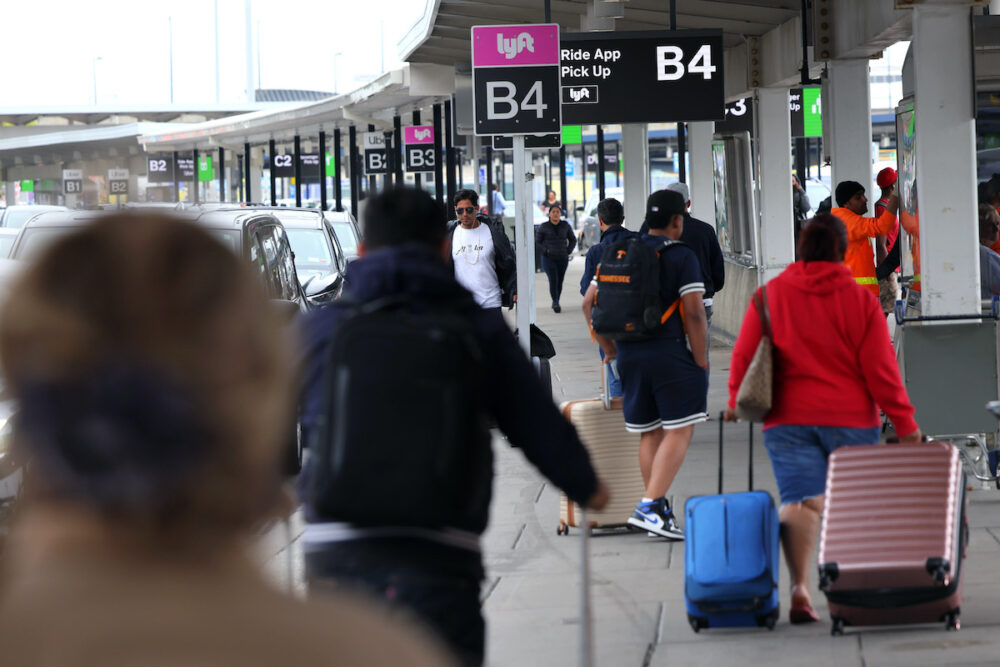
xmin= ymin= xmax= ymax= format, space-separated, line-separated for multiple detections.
xmin=307 ymin=294 xmax=492 ymax=529
xmin=591 ymin=236 xmax=685 ymax=341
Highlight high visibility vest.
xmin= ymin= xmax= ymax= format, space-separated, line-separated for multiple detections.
xmin=832 ymin=207 xmax=897 ymax=297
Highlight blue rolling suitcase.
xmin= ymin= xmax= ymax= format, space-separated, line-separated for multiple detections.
xmin=684 ymin=416 xmax=780 ymax=631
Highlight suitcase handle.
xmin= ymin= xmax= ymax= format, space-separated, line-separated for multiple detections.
xmin=717 ymin=411 xmax=754 ymax=494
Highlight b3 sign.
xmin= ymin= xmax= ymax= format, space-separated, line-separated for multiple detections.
xmin=404 ymin=125 xmax=436 ymax=173
xmin=471 ymin=24 xmax=561 ymax=136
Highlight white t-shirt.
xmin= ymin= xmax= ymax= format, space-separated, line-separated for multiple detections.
xmin=452 ymin=223 xmax=502 ymax=308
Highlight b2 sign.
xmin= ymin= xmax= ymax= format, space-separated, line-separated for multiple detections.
xmin=364 ymin=132 xmax=390 ymax=175
xmin=471 ymin=24 xmax=561 ymax=136
xmin=560 ymin=30 xmax=724 ymax=124
xmin=404 ymin=125 xmax=435 ymax=173
xmin=108 ymin=168 xmax=129 ymax=196
xmin=147 ymin=156 xmax=174 ymax=183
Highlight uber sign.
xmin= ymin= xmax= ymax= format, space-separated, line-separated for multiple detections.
xmin=364 ymin=132 xmax=390 ymax=175
xmin=62 ymin=169 xmax=83 ymax=195
xmin=147 ymin=156 xmax=174 ymax=183
xmin=559 ymin=30 xmax=724 ymax=125
xmin=404 ymin=125 xmax=435 ymax=173
xmin=471 ymin=24 xmax=561 ymax=136
xmin=108 ymin=168 xmax=129 ymax=196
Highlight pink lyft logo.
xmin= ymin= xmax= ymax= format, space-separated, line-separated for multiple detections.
xmin=471 ymin=24 xmax=559 ymax=68
xmin=404 ymin=126 xmax=434 ymax=144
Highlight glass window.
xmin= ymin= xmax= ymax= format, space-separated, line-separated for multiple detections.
xmin=0 ymin=235 xmax=16 ymax=259
xmin=3 ymin=209 xmax=46 ymax=229
xmin=11 ymin=227 xmax=74 ymax=261
xmin=286 ymin=229 xmax=334 ymax=273
xmin=330 ymin=221 xmax=359 ymax=256
xmin=205 ymin=229 xmax=240 ymax=255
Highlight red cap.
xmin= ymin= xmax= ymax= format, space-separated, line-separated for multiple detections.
xmin=876 ymin=167 xmax=897 ymax=189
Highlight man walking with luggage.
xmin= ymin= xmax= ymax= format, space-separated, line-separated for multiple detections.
xmin=447 ymin=188 xmax=517 ymax=314
xmin=298 ymin=186 xmax=608 ymax=667
xmin=586 ymin=189 xmax=709 ymax=539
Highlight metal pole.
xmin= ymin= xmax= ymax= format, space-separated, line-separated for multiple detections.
xmin=173 ymin=150 xmax=180 ymax=203
xmin=513 ymin=134 xmax=535 ymax=356
xmin=193 ymin=147 xmax=200 ymax=205
xmin=367 ymin=125 xmax=377 ymax=194
xmin=218 ymin=146 xmax=225 ymax=202
xmin=678 ymin=122 xmax=687 ymax=183
xmin=486 ymin=145 xmax=494 ymax=217
xmin=615 ymin=141 xmax=621 ymax=187
xmin=243 ymin=142 xmax=251 ymax=203
xmin=293 ymin=135 xmax=302 ymax=207
xmin=412 ymin=109 xmax=422 ymax=190
xmin=433 ymin=104 xmax=445 ymax=205
xmin=597 ymin=124 xmax=606 ymax=201
xmin=670 ymin=0 xmax=677 ymax=30
xmin=349 ymin=125 xmax=359 ymax=219
xmin=268 ymin=139 xmax=277 ymax=206
xmin=544 ymin=0 xmax=551 ymax=22
xmin=319 ymin=130 xmax=328 ymax=211
xmin=547 ymin=148 xmax=553 ymax=194
xmin=580 ymin=143 xmax=587 ymax=213
xmin=393 ymin=115 xmax=403 ymax=187
xmin=559 ymin=145 xmax=568 ymax=212
xmin=384 ymin=129 xmax=395 ymax=191
xmin=168 ymin=18 xmax=174 ymax=104
xmin=238 ymin=150 xmax=245 ymax=203
xmin=445 ymin=99 xmax=456 ymax=205
xmin=334 ymin=128 xmax=343 ymax=212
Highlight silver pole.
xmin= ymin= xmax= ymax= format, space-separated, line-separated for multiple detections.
xmin=513 ymin=135 xmax=536 ymax=356
xmin=214 ymin=0 xmax=221 ymax=104
xmin=244 ymin=0 xmax=254 ymax=102
xmin=580 ymin=508 xmax=592 ymax=667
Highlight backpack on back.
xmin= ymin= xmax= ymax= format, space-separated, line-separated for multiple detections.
xmin=591 ymin=237 xmax=685 ymax=341
xmin=307 ymin=295 xmax=492 ymax=529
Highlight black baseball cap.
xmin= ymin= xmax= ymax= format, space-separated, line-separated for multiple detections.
xmin=643 ymin=189 xmax=685 ymax=230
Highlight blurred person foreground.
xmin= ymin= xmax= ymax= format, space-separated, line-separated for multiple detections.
xmin=0 ymin=212 xmax=453 ymax=666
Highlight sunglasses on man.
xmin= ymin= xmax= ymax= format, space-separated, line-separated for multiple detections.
xmin=455 ymin=207 xmax=477 ymax=214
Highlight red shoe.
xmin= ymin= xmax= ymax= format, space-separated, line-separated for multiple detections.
xmin=789 ymin=603 xmax=821 ymax=624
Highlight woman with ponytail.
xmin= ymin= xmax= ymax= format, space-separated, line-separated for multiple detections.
xmin=724 ymin=213 xmax=921 ymax=625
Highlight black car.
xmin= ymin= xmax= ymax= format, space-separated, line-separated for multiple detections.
xmin=265 ymin=208 xmax=348 ymax=307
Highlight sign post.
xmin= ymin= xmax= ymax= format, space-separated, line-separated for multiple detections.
xmin=472 ymin=23 xmax=561 ymax=355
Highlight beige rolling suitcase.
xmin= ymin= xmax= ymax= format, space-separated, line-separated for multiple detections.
xmin=558 ymin=365 xmax=644 ymax=534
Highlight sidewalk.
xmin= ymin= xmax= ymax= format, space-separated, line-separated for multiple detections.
xmin=263 ymin=256 xmax=1000 ymax=666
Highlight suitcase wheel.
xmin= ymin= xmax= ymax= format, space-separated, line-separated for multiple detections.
xmin=687 ymin=614 xmax=707 ymax=633
xmin=556 ymin=523 xmax=568 ymax=536
xmin=831 ymin=617 xmax=845 ymax=636
xmin=945 ymin=610 xmax=961 ymax=631
xmin=756 ymin=609 xmax=778 ymax=631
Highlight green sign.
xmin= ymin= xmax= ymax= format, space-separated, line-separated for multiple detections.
xmin=562 ymin=125 xmax=583 ymax=145
xmin=802 ymin=87 xmax=822 ymax=138
xmin=325 ymin=152 xmax=337 ymax=178
xmin=197 ymin=155 xmax=214 ymax=182
xmin=19 ymin=180 xmax=33 ymax=192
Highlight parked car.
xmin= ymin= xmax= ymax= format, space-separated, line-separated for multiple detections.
xmin=576 ymin=187 xmax=624 ymax=252
xmin=0 ymin=205 xmax=67 ymax=230
xmin=323 ymin=209 xmax=363 ymax=262
xmin=7 ymin=210 xmax=104 ymax=261
xmin=0 ymin=228 xmax=19 ymax=258
xmin=267 ymin=208 xmax=348 ymax=307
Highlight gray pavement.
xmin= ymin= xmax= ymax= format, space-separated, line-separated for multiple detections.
xmin=263 ymin=256 xmax=1000 ymax=666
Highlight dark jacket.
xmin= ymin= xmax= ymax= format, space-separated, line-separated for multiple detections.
xmin=446 ymin=214 xmax=517 ymax=307
xmin=580 ymin=224 xmax=635 ymax=295
xmin=793 ymin=187 xmax=811 ymax=222
xmin=638 ymin=213 xmax=725 ymax=298
xmin=297 ymin=244 xmax=598 ymax=541
xmin=535 ymin=219 xmax=576 ymax=261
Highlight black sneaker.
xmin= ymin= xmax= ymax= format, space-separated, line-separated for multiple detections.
xmin=552 ymin=303 xmax=561 ymax=313
xmin=628 ymin=499 xmax=684 ymax=540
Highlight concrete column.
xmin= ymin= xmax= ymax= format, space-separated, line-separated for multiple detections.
xmin=687 ymin=121 xmax=716 ymax=226
xmin=757 ymin=88 xmax=795 ymax=283
xmin=247 ymin=146 xmax=262 ymax=203
xmin=4 ymin=180 xmax=16 ymax=205
xmin=827 ymin=59 xmax=874 ymax=196
xmin=913 ymin=4 xmax=980 ymax=316
xmin=621 ymin=123 xmax=649 ymax=231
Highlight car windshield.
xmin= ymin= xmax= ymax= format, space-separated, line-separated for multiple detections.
xmin=205 ymin=229 xmax=240 ymax=255
xmin=286 ymin=229 xmax=334 ymax=271
xmin=12 ymin=227 xmax=75 ymax=261
xmin=3 ymin=209 xmax=47 ymax=229
xmin=329 ymin=221 xmax=359 ymax=255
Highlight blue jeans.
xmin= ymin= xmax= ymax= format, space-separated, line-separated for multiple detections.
xmin=541 ymin=255 xmax=568 ymax=305
xmin=763 ymin=424 xmax=881 ymax=505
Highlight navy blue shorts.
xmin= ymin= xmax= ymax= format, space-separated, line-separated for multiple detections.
xmin=616 ymin=338 xmax=708 ymax=432
xmin=763 ymin=424 xmax=881 ymax=505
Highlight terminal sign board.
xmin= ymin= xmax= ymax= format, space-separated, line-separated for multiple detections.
xmin=364 ymin=132 xmax=390 ymax=174
xmin=560 ymin=30 xmax=724 ymax=125
xmin=177 ymin=157 xmax=195 ymax=179
xmin=471 ymin=24 xmax=561 ymax=136
xmin=147 ymin=156 xmax=175 ymax=183
xmin=108 ymin=168 xmax=129 ymax=195
xmin=271 ymin=153 xmax=295 ymax=178
xmin=404 ymin=126 xmax=436 ymax=172
xmin=62 ymin=169 xmax=83 ymax=194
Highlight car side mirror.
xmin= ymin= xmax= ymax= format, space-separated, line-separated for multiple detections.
xmin=576 ymin=205 xmax=584 ymax=212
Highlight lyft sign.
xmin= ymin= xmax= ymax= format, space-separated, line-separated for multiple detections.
xmin=471 ymin=23 xmax=561 ymax=136
xmin=404 ymin=125 xmax=436 ymax=173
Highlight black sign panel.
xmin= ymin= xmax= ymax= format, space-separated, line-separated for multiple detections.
xmin=64 ymin=179 xmax=82 ymax=194
xmin=492 ymin=133 xmax=561 ymax=149
xmin=176 ymin=157 xmax=195 ymax=179
xmin=405 ymin=146 xmax=436 ymax=172
xmin=560 ymin=30 xmax=724 ymax=125
xmin=271 ymin=153 xmax=295 ymax=177
xmin=473 ymin=66 xmax=561 ymax=136
xmin=109 ymin=180 xmax=129 ymax=195
xmin=299 ymin=154 xmax=321 ymax=183
xmin=365 ymin=150 xmax=387 ymax=174
xmin=715 ymin=97 xmax=753 ymax=134
xmin=147 ymin=156 xmax=175 ymax=183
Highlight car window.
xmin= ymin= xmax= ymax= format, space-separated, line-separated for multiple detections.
xmin=11 ymin=227 xmax=74 ymax=261
xmin=272 ymin=226 xmax=300 ymax=301
xmin=0 ymin=235 xmax=16 ymax=259
xmin=286 ymin=229 xmax=334 ymax=272
xmin=330 ymin=221 xmax=359 ymax=256
xmin=205 ymin=229 xmax=240 ymax=255
xmin=3 ymin=209 xmax=45 ymax=229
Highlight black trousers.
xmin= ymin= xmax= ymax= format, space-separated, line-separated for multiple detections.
xmin=541 ymin=255 xmax=568 ymax=305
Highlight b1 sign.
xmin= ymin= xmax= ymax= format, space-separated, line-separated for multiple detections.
xmin=472 ymin=23 xmax=561 ymax=136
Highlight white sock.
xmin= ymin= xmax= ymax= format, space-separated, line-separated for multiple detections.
xmin=641 ymin=497 xmax=655 ymax=504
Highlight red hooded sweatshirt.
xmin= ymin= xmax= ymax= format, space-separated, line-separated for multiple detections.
xmin=727 ymin=261 xmax=918 ymax=436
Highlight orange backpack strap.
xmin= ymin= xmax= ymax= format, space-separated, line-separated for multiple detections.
xmin=659 ymin=297 xmax=685 ymax=326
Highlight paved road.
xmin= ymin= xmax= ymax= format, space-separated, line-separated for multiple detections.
xmin=263 ymin=256 xmax=1000 ymax=666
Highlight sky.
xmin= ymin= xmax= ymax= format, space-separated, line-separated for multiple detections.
xmin=2 ymin=0 xmax=427 ymax=107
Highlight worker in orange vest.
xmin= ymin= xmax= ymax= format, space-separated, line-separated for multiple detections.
xmin=831 ymin=180 xmax=899 ymax=297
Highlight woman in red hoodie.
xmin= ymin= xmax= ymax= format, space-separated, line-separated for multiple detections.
xmin=725 ymin=213 xmax=921 ymax=625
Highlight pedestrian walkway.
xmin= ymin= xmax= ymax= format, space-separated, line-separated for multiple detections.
xmin=263 ymin=255 xmax=1000 ymax=666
